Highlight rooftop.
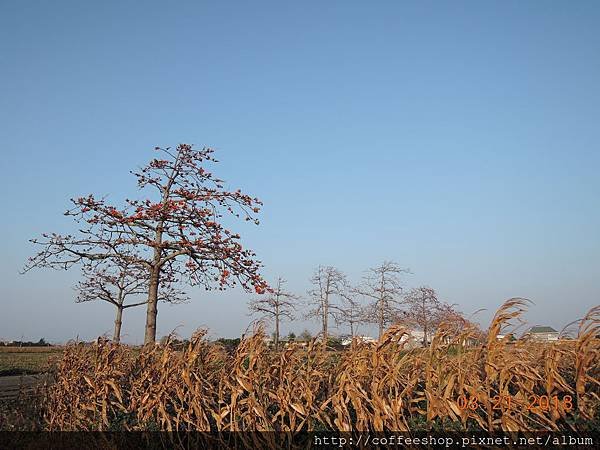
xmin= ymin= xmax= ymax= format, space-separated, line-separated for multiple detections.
xmin=527 ymin=326 xmax=558 ymax=334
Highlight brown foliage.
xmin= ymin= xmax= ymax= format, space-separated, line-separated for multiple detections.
xmin=42 ymin=301 xmax=599 ymax=434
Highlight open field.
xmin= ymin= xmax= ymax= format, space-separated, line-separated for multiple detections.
xmin=38 ymin=301 xmax=599 ymax=435
xmin=2 ymin=301 xmax=598 ymax=438
xmin=0 ymin=347 xmax=62 ymax=377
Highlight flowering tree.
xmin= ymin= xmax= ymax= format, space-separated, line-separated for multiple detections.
xmin=76 ymin=259 xmax=188 ymax=343
xmin=24 ymin=144 xmax=267 ymax=344
xmin=401 ymin=286 xmax=475 ymax=345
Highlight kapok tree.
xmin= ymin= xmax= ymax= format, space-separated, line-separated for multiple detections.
xmin=333 ymin=283 xmax=365 ymax=338
xmin=248 ymin=277 xmax=299 ymax=350
xmin=76 ymin=259 xmax=188 ymax=343
xmin=355 ymin=261 xmax=410 ymax=339
xmin=306 ymin=265 xmax=346 ymax=344
xmin=432 ymin=301 xmax=484 ymax=342
xmin=402 ymin=286 xmax=442 ymax=346
xmin=24 ymin=144 xmax=267 ymax=344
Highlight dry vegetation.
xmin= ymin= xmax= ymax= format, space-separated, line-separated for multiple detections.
xmin=42 ymin=300 xmax=600 ymax=432
xmin=8 ymin=300 xmax=599 ymax=439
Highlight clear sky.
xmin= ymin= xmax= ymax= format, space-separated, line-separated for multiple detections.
xmin=1 ymin=1 xmax=599 ymax=343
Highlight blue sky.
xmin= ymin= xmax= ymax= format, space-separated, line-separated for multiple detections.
xmin=1 ymin=1 xmax=599 ymax=343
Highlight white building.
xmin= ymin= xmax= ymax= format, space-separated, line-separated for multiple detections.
xmin=341 ymin=330 xmax=428 ymax=348
xmin=341 ymin=335 xmax=377 ymax=346
xmin=523 ymin=326 xmax=559 ymax=342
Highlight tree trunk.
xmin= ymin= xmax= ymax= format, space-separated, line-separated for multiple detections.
xmin=144 ymin=266 xmax=160 ymax=345
xmin=378 ymin=300 xmax=384 ymax=339
xmin=144 ymin=224 xmax=164 ymax=345
xmin=113 ymin=306 xmax=123 ymax=343
xmin=323 ymin=294 xmax=329 ymax=345
xmin=378 ymin=272 xmax=385 ymax=339
xmin=274 ymin=314 xmax=280 ymax=351
xmin=422 ymin=301 xmax=428 ymax=346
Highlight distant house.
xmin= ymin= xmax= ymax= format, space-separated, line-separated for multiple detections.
xmin=343 ymin=330 xmax=427 ymax=347
xmin=341 ymin=331 xmax=429 ymax=348
xmin=405 ymin=330 xmax=425 ymax=344
xmin=400 ymin=330 xmax=429 ymax=348
xmin=341 ymin=335 xmax=377 ymax=346
xmin=403 ymin=330 xmax=479 ymax=348
xmin=523 ymin=326 xmax=559 ymax=342
xmin=496 ymin=333 xmax=516 ymax=341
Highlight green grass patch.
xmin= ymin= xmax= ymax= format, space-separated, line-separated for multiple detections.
xmin=0 ymin=347 xmax=62 ymax=377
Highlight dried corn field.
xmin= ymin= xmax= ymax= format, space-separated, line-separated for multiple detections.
xmin=41 ymin=299 xmax=599 ymax=434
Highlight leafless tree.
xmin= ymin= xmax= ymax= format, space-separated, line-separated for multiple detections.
xmin=356 ymin=261 xmax=410 ymax=338
xmin=76 ymin=259 xmax=188 ymax=343
xmin=333 ymin=283 xmax=365 ymax=337
xmin=248 ymin=277 xmax=299 ymax=350
xmin=402 ymin=286 xmax=444 ymax=345
xmin=306 ymin=266 xmax=346 ymax=343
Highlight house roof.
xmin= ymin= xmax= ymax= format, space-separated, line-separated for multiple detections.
xmin=528 ymin=326 xmax=558 ymax=334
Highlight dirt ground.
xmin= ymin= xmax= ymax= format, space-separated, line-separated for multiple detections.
xmin=0 ymin=374 xmax=50 ymax=401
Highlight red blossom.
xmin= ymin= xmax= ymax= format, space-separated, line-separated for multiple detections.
xmin=26 ymin=143 xmax=266 ymax=345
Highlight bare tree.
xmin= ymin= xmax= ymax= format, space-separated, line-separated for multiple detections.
xmin=402 ymin=286 xmax=443 ymax=345
xmin=248 ymin=277 xmax=299 ymax=350
xmin=24 ymin=144 xmax=267 ymax=344
xmin=76 ymin=259 xmax=188 ymax=343
xmin=433 ymin=302 xmax=484 ymax=341
xmin=356 ymin=261 xmax=410 ymax=339
xmin=306 ymin=266 xmax=346 ymax=343
xmin=334 ymin=283 xmax=365 ymax=337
